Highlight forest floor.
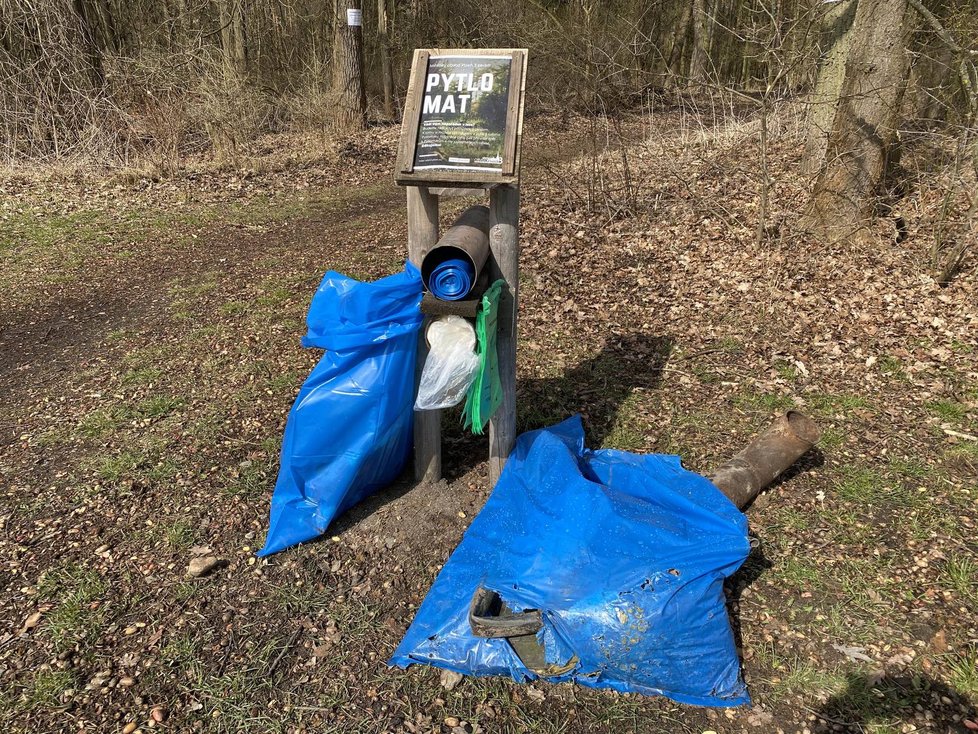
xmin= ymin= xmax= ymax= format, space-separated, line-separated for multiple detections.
xmin=1 ymin=106 xmax=977 ymax=734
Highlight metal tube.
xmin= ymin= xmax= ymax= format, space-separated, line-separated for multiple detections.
xmin=709 ymin=411 xmax=820 ymax=510
xmin=420 ymin=205 xmax=490 ymax=295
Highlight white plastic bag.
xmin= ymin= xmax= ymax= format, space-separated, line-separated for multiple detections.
xmin=415 ymin=316 xmax=480 ymax=411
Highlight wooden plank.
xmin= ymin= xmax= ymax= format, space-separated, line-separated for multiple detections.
xmin=397 ymin=50 xmax=429 ymax=175
xmin=502 ymin=50 xmax=525 ymax=176
xmin=397 ymin=171 xmax=517 ymax=187
xmin=431 ymin=187 xmax=488 ymax=198
xmin=510 ymin=50 xmax=528 ymax=181
xmin=406 ymin=186 xmax=442 ymax=483
xmin=487 ymin=184 xmax=520 ymax=485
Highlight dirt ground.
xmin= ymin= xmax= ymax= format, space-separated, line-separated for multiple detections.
xmin=1 ymin=108 xmax=977 ymax=734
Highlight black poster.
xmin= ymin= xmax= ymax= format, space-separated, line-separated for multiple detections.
xmin=412 ymin=55 xmax=513 ymax=173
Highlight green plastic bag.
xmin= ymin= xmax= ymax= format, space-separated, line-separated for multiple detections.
xmin=462 ymin=280 xmax=505 ymax=434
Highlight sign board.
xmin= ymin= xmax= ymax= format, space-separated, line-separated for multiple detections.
xmin=396 ymin=49 xmax=527 ymax=187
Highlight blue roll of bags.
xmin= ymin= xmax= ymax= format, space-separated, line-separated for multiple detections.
xmin=429 ymin=257 xmax=476 ymax=301
xmin=390 ymin=415 xmax=751 ymax=707
xmin=421 ymin=205 xmax=489 ymax=301
xmin=258 ymin=263 xmax=423 ymax=557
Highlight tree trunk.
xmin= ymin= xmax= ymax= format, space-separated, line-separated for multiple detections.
xmin=218 ymin=0 xmax=247 ymax=77
xmin=688 ymin=0 xmax=713 ymax=87
xmin=804 ymin=0 xmax=912 ymax=243
xmin=332 ymin=0 xmax=368 ymax=131
xmin=802 ymin=0 xmax=857 ymax=175
xmin=71 ymin=0 xmax=106 ymax=88
xmin=377 ymin=0 xmax=394 ymax=118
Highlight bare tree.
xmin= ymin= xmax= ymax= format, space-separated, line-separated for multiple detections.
xmin=802 ymin=0 xmax=856 ymax=174
xmin=688 ymin=0 xmax=715 ymax=87
xmin=803 ymin=0 xmax=913 ymax=242
xmin=377 ymin=0 xmax=393 ymax=118
xmin=217 ymin=0 xmax=247 ymax=77
xmin=331 ymin=0 xmax=367 ymax=131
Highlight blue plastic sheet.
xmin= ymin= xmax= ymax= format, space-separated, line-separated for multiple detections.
xmin=258 ymin=264 xmax=423 ymax=557
xmin=390 ymin=416 xmax=751 ymax=706
xmin=429 ymin=257 xmax=474 ymax=301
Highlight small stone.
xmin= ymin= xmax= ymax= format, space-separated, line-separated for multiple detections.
xmin=444 ymin=717 xmax=460 ymax=727
xmin=186 ymin=556 xmax=221 ymax=578
xmin=439 ymin=669 xmax=464 ymax=691
xmin=150 ymin=706 xmax=166 ymax=723
xmin=120 ymin=677 xmax=135 ymax=687
xmin=124 ymin=626 xmax=138 ymax=635
xmin=123 ymin=723 xmax=137 ymax=734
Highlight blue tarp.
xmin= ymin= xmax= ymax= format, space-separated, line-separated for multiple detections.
xmin=390 ymin=416 xmax=751 ymax=707
xmin=258 ymin=264 xmax=423 ymax=557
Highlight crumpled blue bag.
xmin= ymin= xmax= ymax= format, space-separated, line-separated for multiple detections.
xmin=258 ymin=264 xmax=423 ymax=556
xmin=390 ymin=415 xmax=750 ymax=707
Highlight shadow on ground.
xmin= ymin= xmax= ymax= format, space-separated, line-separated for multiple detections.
xmin=440 ymin=331 xmax=674 ymax=481
xmin=813 ymin=672 xmax=977 ymax=733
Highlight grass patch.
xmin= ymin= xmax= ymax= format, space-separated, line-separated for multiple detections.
xmin=948 ymin=649 xmax=978 ymax=698
xmin=219 ymin=300 xmax=249 ymax=316
xmin=95 ymin=450 xmax=146 ymax=484
xmin=165 ymin=520 xmax=197 ymax=550
xmin=734 ymin=390 xmax=795 ymax=414
xmin=877 ymin=355 xmax=909 ymax=381
xmin=818 ymin=426 xmax=846 ymax=451
xmin=17 ymin=669 xmax=76 ymax=712
xmin=887 ymin=456 xmax=930 ymax=480
xmin=808 ymin=393 xmax=874 ymax=418
xmin=223 ymin=460 xmax=272 ymax=499
xmin=926 ymin=399 xmax=968 ymax=424
xmin=38 ymin=565 xmax=108 ymax=654
xmin=158 ymin=631 xmax=205 ymax=681
xmin=256 ymin=285 xmax=292 ymax=307
xmin=601 ymin=392 xmax=648 ymax=451
xmin=941 ymin=556 xmax=977 ymax=601
xmin=137 ymin=395 xmax=184 ymax=420
xmin=76 ymin=406 xmax=135 ymax=438
xmin=122 ymin=366 xmax=164 ymax=385
xmin=268 ymin=583 xmax=331 ymax=616
xmin=774 ymin=360 xmax=799 ymax=381
xmin=771 ymin=656 xmax=846 ymax=698
xmin=775 ymin=556 xmax=822 ymax=590
xmin=267 ymin=370 xmax=305 ymax=393
xmin=834 ymin=465 xmax=885 ymax=504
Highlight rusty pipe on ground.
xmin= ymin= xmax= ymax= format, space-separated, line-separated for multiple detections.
xmin=709 ymin=411 xmax=821 ymax=510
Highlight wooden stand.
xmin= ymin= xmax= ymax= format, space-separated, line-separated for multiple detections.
xmin=406 ymin=184 xmax=520 ymax=486
xmin=406 ymin=186 xmax=441 ymax=484
xmin=397 ymin=47 xmax=527 ymax=487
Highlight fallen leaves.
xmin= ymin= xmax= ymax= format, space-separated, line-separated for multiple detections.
xmin=18 ymin=603 xmax=53 ymax=635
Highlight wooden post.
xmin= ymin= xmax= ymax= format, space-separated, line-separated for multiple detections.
xmin=488 ymin=184 xmax=520 ymax=485
xmin=406 ymin=186 xmax=441 ymax=483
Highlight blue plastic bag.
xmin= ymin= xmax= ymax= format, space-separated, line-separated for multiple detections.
xmin=258 ymin=264 xmax=423 ymax=557
xmin=390 ymin=415 xmax=750 ymax=706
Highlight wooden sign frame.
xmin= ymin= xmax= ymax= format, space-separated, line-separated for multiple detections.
xmin=395 ymin=48 xmax=528 ymax=187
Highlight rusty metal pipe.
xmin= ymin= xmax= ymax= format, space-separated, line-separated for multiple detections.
xmin=709 ymin=411 xmax=820 ymax=510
